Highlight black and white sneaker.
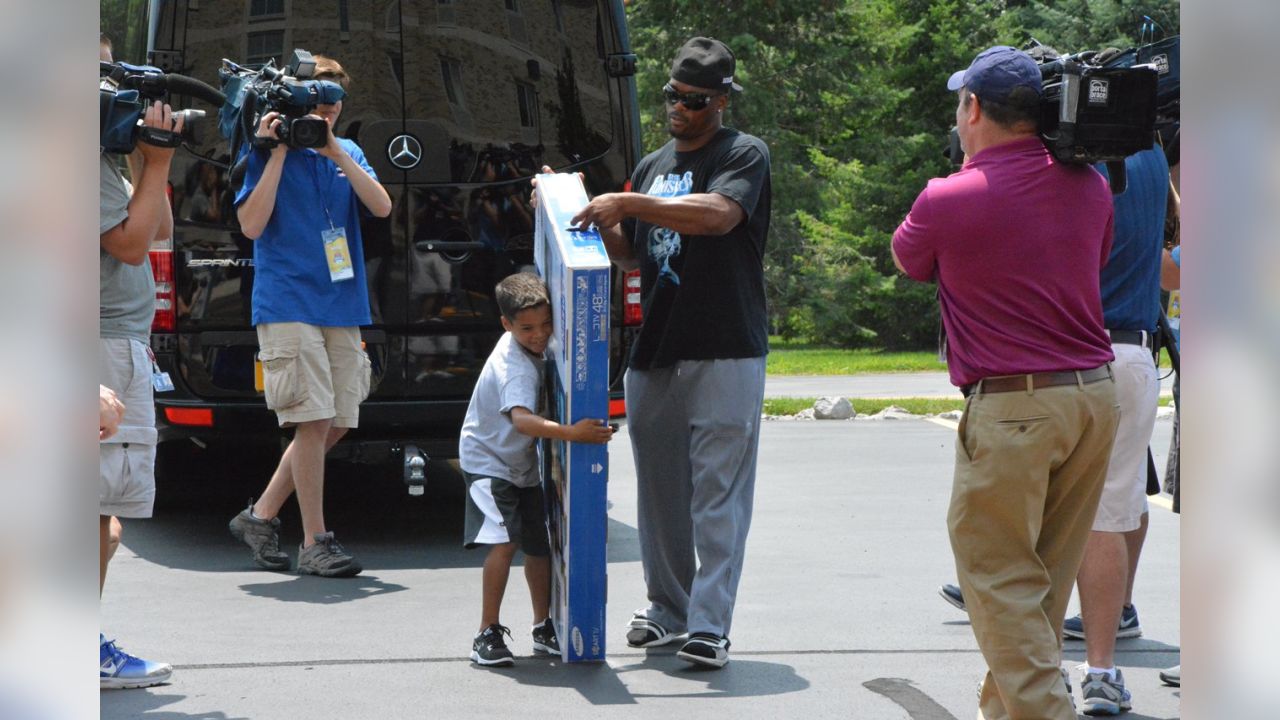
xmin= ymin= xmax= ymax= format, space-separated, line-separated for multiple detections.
xmin=471 ymin=624 xmax=514 ymax=667
xmin=625 ymin=613 xmax=683 ymax=648
xmin=939 ymin=583 xmax=966 ymax=611
xmin=677 ymin=633 xmax=730 ymax=668
xmin=531 ymin=618 xmax=560 ymax=655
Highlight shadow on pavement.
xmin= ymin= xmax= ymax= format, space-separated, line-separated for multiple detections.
xmin=128 ymin=449 xmax=641 ymax=573
xmin=614 ymin=651 xmax=811 ymax=700
xmin=237 ymin=574 xmax=409 ymax=604
xmin=101 ymin=690 xmax=249 ymax=720
xmin=480 ymin=648 xmax=810 ymax=705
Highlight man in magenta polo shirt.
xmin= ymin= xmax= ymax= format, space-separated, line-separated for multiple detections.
xmin=892 ymin=46 xmax=1120 ymax=720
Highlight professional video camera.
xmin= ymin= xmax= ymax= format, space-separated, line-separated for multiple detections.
xmin=943 ymin=38 xmax=1175 ymax=194
xmin=218 ymin=48 xmax=346 ymax=151
xmin=99 ymin=61 xmax=226 ymax=155
xmin=1031 ymin=40 xmax=1160 ymax=193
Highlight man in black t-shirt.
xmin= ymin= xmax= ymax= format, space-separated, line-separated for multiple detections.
xmin=568 ymin=36 xmax=771 ymax=669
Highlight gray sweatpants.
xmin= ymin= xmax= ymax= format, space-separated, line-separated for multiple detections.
xmin=625 ymin=357 xmax=766 ymax=638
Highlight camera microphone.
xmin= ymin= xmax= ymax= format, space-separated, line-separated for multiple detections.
xmin=131 ymin=73 xmax=227 ymax=107
xmin=164 ymin=74 xmax=227 ymax=106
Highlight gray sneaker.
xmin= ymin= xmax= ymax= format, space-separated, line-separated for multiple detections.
xmin=228 ymin=500 xmax=290 ymax=571
xmin=1081 ymin=667 xmax=1132 ymax=716
xmin=297 ymin=532 xmax=362 ymax=577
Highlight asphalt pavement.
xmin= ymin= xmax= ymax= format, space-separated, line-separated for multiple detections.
xmin=101 ymin=412 xmax=1181 ymax=719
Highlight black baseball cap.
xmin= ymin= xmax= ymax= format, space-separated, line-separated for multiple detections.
xmin=670 ymin=37 xmax=742 ymax=93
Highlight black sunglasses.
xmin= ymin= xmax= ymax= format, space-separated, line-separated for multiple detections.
xmin=662 ymin=83 xmax=721 ymax=111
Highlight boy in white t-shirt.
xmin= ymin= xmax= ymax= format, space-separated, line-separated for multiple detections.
xmin=459 ymin=272 xmax=614 ymax=666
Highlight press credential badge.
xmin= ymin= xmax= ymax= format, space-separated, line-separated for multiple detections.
xmin=323 ymin=226 xmax=355 ymax=282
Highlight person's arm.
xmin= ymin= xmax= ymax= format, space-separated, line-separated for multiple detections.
xmin=126 ymin=146 xmax=175 ymax=243
xmin=236 ymin=111 xmax=289 ymax=240
xmin=509 ymin=406 xmax=614 ymax=444
xmin=319 ymin=122 xmax=393 ymax=218
xmin=890 ymin=186 xmax=940 ymax=282
xmin=100 ymin=102 xmax=182 ymax=265
xmin=531 ymin=165 xmax=639 ymax=270
xmin=571 ymin=191 xmax=744 ymax=238
xmin=1161 ymin=248 xmax=1180 ymax=291
xmin=598 ymin=222 xmax=638 ymax=271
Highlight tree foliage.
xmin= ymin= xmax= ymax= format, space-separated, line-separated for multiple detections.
xmin=626 ymin=0 xmax=1178 ymax=348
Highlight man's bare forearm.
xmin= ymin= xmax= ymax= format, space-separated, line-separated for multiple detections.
xmin=100 ymin=157 xmax=174 ymax=265
xmin=236 ymin=150 xmax=287 ymax=240
xmin=598 ymin=223 xmax=638 ymax=271
xmin=620 ymin=192 xmax=742 ymax=237
xmin=335 ymin=153 xmax=393 ymax=217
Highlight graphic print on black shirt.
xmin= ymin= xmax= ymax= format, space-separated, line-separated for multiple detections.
xmin=643 ymin=171 xmax=694 ymax=286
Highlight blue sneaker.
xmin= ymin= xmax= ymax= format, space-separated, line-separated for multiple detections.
xmin=1063 ymin=604 xmax=1141 ymax=640
xmin=100 ymin=634 xmax=172 ymax=689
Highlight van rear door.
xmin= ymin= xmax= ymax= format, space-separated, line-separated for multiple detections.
xmin=153 ymin=1 xmax=407 ymax=403
xmin=393 ymin=0 xmax=630 ymax=400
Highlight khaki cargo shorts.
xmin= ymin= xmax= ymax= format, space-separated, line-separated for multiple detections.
xmin=256 ymin=323 xmax=371 ymax=428
xmin=100 ymin=337 xmax=158 ymax=519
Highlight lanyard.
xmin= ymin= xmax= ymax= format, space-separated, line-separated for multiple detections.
xmin=307 ymin=150 xmax=339 ymax=231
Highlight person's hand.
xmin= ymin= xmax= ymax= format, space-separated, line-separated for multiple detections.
xmin=317 ymin=114 xmax=345 ymax=162
xmin=570 ymin=193 xmax=627 ymax=230
xmin=529 ymin=165 xmax=587 ymax=210
xmin=529 ymin=165 xmax=555 ymax=210
xmin=254 ymin=110 xmax=286 ymax=154
xmin=136 ymin=101 xmax=184 ymax=163
xmin=567 ymin=418 xmax=615 ymax=444
xmin=100 ymin=385 xmax=125 ymax=440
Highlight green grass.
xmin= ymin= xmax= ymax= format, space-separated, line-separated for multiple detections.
xmin=767 ymin=337 xmax=1175 ymax=375
xmin=767 ymin=338 xmax=946 ymax=375
xmin=764 ymin=395 xmax=1174 ymax=417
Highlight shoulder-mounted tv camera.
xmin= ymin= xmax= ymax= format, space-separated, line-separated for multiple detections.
xmin=218 ymin=49 xmax=346 ymax=151
xmin=945 ymin=37 xmax=1178 ymax=194
xmin=1031 ymin=40 xmax=1165 ymax=193
xmin=99 ymin=61 xmax=226 ymax=155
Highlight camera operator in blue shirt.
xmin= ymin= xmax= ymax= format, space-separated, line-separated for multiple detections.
xmin=227 ymin=54 xmax=392 ymax=578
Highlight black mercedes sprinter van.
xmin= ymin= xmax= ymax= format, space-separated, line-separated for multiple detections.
xmin=126 ymin=0 xmax=642 ymax=479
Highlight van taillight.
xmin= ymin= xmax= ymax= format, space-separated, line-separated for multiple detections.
xmin=623 ymin=270 xmax=642 ymax=326
xmin=150 ymin=236 xmax=175 ymax=332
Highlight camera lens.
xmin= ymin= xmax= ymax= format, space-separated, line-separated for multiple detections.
xmin=289 ymin=117 xmax=329 ymax=149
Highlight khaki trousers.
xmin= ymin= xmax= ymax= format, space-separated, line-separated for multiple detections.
xmin=949 ymin=374 xmax=1119 ymax=720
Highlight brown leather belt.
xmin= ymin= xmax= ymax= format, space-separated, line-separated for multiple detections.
xmin=962 ymin=364 xmax=1113 ymax=398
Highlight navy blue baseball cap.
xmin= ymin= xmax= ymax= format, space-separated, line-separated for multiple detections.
xmin=946 ymin=46 xmax=1042 ymax=102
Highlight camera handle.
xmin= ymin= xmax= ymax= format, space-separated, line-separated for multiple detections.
xmin=137 ymin=126 xmax=182 ymax=148
xmin=1105 ymin=160 xmax=1127 ymax=194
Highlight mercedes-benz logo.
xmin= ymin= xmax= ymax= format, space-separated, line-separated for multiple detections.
xmin=388 ymin=134 xmax=422 ymax=170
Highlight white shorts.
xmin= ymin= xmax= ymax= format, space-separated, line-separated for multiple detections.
xmin=1092 ymin=342 xmax=1159 ymax=532
xmin=99 ymin=338 xmax=158 ymax=518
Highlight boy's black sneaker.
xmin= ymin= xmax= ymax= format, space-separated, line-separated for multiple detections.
xmin=531 ymin=618 xmax=560 ymax=655
xmin=471 ymin=624 xmax=514 ymax=667
xmin=677 ymin=632 xmax=730 ymax=669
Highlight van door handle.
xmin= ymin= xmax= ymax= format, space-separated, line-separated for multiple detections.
xmin=414 ymin=241 xmax=488 ymax=253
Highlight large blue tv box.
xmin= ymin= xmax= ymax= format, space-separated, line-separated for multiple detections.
xmin=532 ymin=172 xmax=610 ymax=662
